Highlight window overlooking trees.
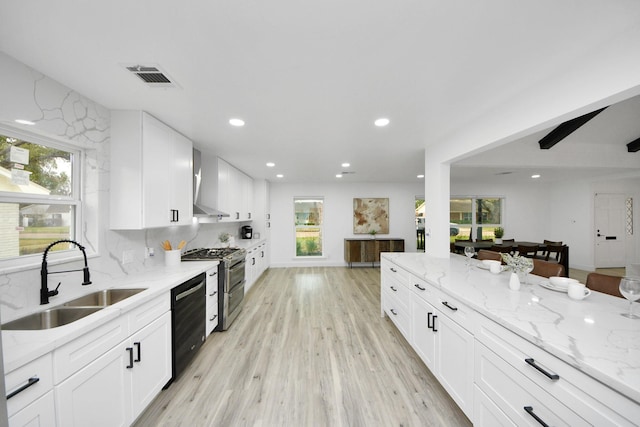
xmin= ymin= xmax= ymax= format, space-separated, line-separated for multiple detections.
xmin=450 ymin=197 xmax=503 ymax=241
xmin=0 ymin=131 xmax=80 ymax=260
xmin=294 ymin=198 xmax=323 ymax=257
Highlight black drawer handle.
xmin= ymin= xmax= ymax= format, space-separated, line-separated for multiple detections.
xmin=6 ymin=377 xmax=40 ymax=400
xmin=209 ymin=291 xmax=217 ymax=296
xmin=525 ymin=358 xmax=560 ymax=380
xmin=414 ymin=284 xmax=426 ymax=291
xmin=431 ymin=314 xmax=438 ymax=332
xmin=427 ymin=312 xmax=437 ymax=331
xmin=442 ymin=301 xmax=458 ymax=311
xmin=126 ymin=347 xmax=134 ymax=369
xmin=390 ymin=309 xmax=398 ymax=316
xmin=524 ymin=406 xmax=549 ymax=427
xmin=390 ymin=286 xmax=397 ymax=292
xmin=209 ymin=271 xmax=217 ymax=276
xmin=209 ymin=314 xmax=218 ymax=321
xmin=134 ymin=342 xmax=141 ymax=363
xmin=390 ymin=267 xmax=397 ymax=272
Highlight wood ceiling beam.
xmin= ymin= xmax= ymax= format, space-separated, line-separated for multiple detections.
xmin=538 ymin=107 xmax=608 ymax=150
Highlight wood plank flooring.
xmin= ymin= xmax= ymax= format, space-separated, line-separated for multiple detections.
xmin=134 ymin=267 xmax=471 ymax=427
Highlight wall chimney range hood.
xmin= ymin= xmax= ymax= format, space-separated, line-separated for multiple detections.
xmin=193 ymin=149 xmax=229 ymax=218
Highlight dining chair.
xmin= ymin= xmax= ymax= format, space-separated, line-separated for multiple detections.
xmin=517 ymin=244 xmax=539 ymax=258
xmin=477 ymin=249 xmax=502 ymax=262
xmin=489 ymin=245 xmax=512 ymax=254
xmin=585 ymin=272 xmax=623 ymax=298
xmin=532 ymin=259 xmax=565 ymax=278
xmin=537 ymin=240 xmax=563 ymax=259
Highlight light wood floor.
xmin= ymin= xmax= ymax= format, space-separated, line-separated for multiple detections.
xmin=134 ymin=267 xmax=471 ymax=427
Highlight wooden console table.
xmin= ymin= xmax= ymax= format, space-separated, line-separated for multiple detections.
xmin=344 ymin=238 xmax=405 ymax=267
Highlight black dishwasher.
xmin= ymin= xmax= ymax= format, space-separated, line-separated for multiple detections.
xmin=170 ymin=273 xmax=206 ymax=382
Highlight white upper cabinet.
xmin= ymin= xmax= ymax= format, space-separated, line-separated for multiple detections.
xmin=201 ymin=155 xmax=253 ymax=222
xmin=110 ymin=111 xmax=193 ymax=229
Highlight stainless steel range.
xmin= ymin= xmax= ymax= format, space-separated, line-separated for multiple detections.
xmin=182 ymin=247 xmax=247 ymax=330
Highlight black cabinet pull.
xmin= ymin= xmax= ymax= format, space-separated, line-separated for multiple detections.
xmin=431 ymin=314 xmax=438 ymax=332
xmin=427 ymin=312 xmax=434 ymax=330
xmin=390 ymin=309 xmax=398 ymax=316
xmin=134 ymin=342 xmax=141 ymax=363
xmin=442 ymin=301 xmax=458 ymax=311
xmin=6 ymin=377 xmax=40 ymax=400
xmin=235 ymin=212 xmax=240 ymax=220
xmin=210 ymin=314 xmax=218 ymax=321
xmin=252 ymin=258 xmax=256 ymax=265
xmin=414 ymin=283 xmax=426 ymax=291
xmin=525 ymin=358 xmax=560 ymax=380
xmin=126 ymin=347 xmax=134 ymax=369
xmin=524 ymin=406 xmax=549 ymax=427
xmin=209 ymin=290 xmax=217 ymax=297
xmin=209 ymin=271 xmax=217 ymax=276
xmin=261 ymin=251 xmax=264 ymax=257
xmin=390 ymin=286 xmax=397 ymax=292
xmin=390 ymin=267 xmax=397 ymax=272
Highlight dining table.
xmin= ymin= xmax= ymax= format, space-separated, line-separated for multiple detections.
xmin=453 ymin=240 xmax=570 ymax=277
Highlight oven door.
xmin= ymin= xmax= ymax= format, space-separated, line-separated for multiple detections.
xmin=226 ymin=259 xmax=246 ymax=292
xmin=228 ymin=280 xmax=245 ymax=317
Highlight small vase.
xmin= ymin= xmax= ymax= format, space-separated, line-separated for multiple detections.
xmin=509 ymin=272 xmax=521 ymax=291
xmin=495 ymin=238 xmax=503 ymax=244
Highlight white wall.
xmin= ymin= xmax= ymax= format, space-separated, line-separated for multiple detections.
xmin=269 ymin=181 xmax=423 ymax=267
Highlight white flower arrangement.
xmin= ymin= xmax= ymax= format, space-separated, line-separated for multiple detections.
xmin=500 ymin=253 xmax=533 ymax=272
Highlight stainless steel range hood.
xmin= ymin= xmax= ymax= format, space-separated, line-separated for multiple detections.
xmin=193 ymin=149 xmax=229 ymax=218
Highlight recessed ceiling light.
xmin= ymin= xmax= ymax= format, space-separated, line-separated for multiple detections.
xmin=229 ymin=118 xmax=245 ymax=127
xmin=531 ymin=174 xmax=541 ymax=179
xmin=276 ymin=174 xmax=283 ymax=178
xmin=266 ymin=162 xmax=275 ymax=167
xmin=374 ymin=118 xmax=390 ymax=127
xmin=417 ymin=174 xmax=425 ymax=179
xmin=15 ymin=119 xmax=35 ymax=125
xmin=341 ymin=163 xmax=350 ymax=168
xmin=336 ymin=174 xmax=343 ymax=178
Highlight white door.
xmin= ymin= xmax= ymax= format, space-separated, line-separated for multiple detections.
xmin=594 ymin=193 xmax=626 ymax=268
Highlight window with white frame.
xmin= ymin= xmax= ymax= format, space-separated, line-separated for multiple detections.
xmin=0 ymin=130 xmax=81 ymax=261
xmin=294 ymin=198 xmax=324 ymax=257
xmin=450 ymin=197 xmax=503 ymax=241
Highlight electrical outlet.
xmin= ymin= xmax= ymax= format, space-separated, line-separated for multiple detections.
xmin=145 ymin=247 xmax=155 ymax=258
xmin=122 ymin=249 xmax=135 ymax=264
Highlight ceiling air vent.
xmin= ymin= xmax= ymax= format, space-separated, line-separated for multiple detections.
xmin=124 ymin=65 xmax=178 ymax=88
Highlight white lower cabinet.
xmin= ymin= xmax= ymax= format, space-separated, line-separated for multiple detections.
xmin=473 ymin=386 xmax=515 ymax=427
xmin=54 ymin=296 xmax=172 ymax=427
xmin=9 ymin=391 xmax=56 ymax=427
xmin=410 ymin=289 xmax=474 ymax=419
xmin=56 ymin=312 xmax=171 ymax=427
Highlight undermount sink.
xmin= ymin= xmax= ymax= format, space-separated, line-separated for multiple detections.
xmin=62 ymin=288 xmax=147 ymax=307
xmin=2 ymin=307 xmax=104 ymax=331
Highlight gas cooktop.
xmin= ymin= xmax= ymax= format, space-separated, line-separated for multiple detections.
xmin=181 ymin=247 xmax=245 ymax=261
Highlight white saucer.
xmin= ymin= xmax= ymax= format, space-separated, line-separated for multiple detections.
xmin=538 ymin=280 xmax=568 ymax=292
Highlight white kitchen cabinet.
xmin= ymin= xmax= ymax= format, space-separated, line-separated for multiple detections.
xmin=54 ymin=294 xmax=171 ymax=427
xmin=8 ymin=391 xmax=56 ymax=427
xmin=201 ymin=155 xmax=254 ymax=222
xmin=381 ymin=259 xmax=474 ymax=420
xmin=110 ymin=110 xmax=193 ymax=229
xmin=474 ymin=313 xmax=640 ymax=427
xmin=5 ymin=353 xmax=55 ymax=427
xmin=205 ymin=264 xmax=219 ymax=336
xmin=56 ymin=312 xmax=171 ymax=427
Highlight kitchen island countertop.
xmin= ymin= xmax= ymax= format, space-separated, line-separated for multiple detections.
xmin=382 ymin=252 xmax=640 ymax=405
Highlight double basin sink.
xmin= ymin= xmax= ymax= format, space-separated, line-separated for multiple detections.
xmin=2 ymin=288 xmax=146 ymax=331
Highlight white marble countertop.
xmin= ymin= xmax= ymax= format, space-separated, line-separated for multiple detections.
xmin=382 ymin=252 xmax=640 ymax=405
xmin=2 ymin=261 xmax=218 ymax=373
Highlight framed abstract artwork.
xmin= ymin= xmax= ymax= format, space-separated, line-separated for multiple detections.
xmin=353 ymin=198 xmax=389 ymax=234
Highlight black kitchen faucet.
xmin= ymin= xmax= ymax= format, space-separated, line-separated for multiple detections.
xmin=40 ymin=239 xmax=92 ymax=304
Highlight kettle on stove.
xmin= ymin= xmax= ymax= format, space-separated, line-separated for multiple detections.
xmin=240 ymin=225 xmax=253 ymax=239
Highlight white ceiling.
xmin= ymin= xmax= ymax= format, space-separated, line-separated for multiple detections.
xmin=1 ymin=0 xmax=640 ymax=184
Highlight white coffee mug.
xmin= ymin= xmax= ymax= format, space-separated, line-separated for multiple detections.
xmin=568 ymin=282 xmax=591 ymax=300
